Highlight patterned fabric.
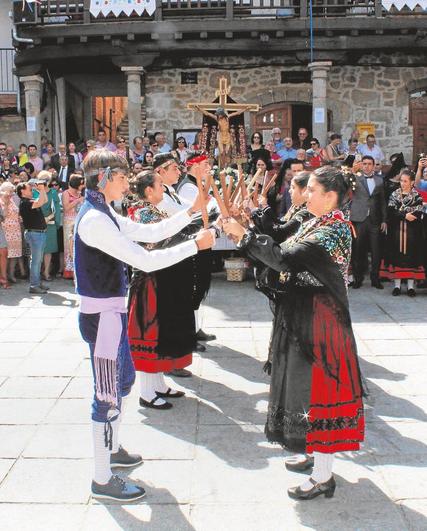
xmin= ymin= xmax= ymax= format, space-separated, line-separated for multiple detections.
xmin=388 ymin=187 xmax=423 ymax=214
xmin=282 ymin=202 xmax=306 ymax=222
xmin=283 ymin=209 xmax=352 ymax=287
xmin=2 ymin=199 xmax=22 ymax=258
xmin=127 ymin=202 xmax=168 ymax=251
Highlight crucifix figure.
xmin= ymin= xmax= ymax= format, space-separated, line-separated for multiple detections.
xmin=188 ymin=77 xmax=259 ymax=168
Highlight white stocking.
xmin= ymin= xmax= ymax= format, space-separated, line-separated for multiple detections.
xmin=394 ymin=279 xmax=401 ymax=289
xmin=139 ymin=372 xmax=166 ymax=405
xmin=299 ymin=452 xmax=334 ymax=491
xmin=155 ymin=372 xmax=169 ymax=394
xmin=408 ymin=279 xmax=415 ymax=290
xmin=92 ymin=420 xmax=116 ymax=485
xmin=195 ymin=310 xmax=200 ymax=332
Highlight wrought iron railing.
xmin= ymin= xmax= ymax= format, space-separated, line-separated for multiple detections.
xmin=32 ymin=0 xmax=425 ymax=23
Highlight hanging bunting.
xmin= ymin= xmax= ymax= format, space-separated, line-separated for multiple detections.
xmin=90 ymin=0 xmax=156 ymax=18
xmin=381 ymin=1 xmax=424 ymax=10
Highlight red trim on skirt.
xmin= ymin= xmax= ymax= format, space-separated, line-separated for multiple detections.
xmin=307 ymin=295 xmax=365 ymax=454
xmin=380 ymin=260 xmax=425 ymax=280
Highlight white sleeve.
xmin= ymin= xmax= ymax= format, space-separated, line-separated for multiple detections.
xmin=108 ymin=206 xmax=192 ymax=243
xmin=77 ymin=210 xmax=197 ymax=272
xmin=179 ymin=183 xmax=199 ymax=203
xmin=157 ymin=195 xmax=186 ymax=216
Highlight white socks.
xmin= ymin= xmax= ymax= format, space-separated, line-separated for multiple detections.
xmin=394 ymin=279 xmax=401 ymax=289
xmin=408 ymin=279 xmax=414 ymax=290
xmin=195 ymin=310 xmax=200 ymax=333
xmin=154 ymin=372 xmax=169 ymax=394
xmin=299 ymin=452 xmax=334 ymax=491
xmin=92 ymin=419 xmax=118 ymax=485
xmin=139 ymin=372 xmax=166 ymax=405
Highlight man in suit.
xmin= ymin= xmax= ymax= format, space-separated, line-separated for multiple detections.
xmin=57 ymin=154 xmax=72 ymax=190
xmin=350 ymin=155 xmax=387 ymax=289
xmin=51 ymin=143 xmax=75 ymax=173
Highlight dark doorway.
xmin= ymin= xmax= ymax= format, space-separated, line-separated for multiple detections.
xmin=292 ymin=104 xmax=312 ymax=139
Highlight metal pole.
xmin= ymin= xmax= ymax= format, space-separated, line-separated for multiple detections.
xmin=309 ymin=0 xmax=314 ymax=63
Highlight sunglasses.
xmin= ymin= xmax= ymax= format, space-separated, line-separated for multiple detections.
xmin=151 ymin=144 xmax=158 ymax=148
xmin=178 ymin=140 xmax=185 ymax=143
xmin=310 ymin=142 xmax=317 ymax=145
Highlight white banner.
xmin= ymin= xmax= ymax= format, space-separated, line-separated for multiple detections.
xmin=382 ymin=1 xmax=425 ymax=9
xmin=90 ymin=0 xmax=156 ymax=18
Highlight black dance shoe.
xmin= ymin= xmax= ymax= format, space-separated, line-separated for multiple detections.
xmin=91 ymin=475 xmax=146 ymax=501
xmin=352 ymin=279 xmax=363 ymax=289
xmin=167 ymin=368 xmax=192 ymax=378
xmin=408 ymin=289 xmax=416 ymax=298
xmin=196 ymin=329 xmax=217 ymax=342
xmin=195 ymin=342 xmax=206 ymax=352
xmin=139 ymin=396 xmax=173 ymax=410
xmin=288 ymin=476 xmax=336 ymax=500
xmin=371 ymin=281 xmax=384 ymax=290
xmin=392 ymin=288 xmax=401 ymax=296
xmin=156 ymin=387 xmax=185 ymax=398
xmin=285 ymin=455 xmax=314 ymax=473
xmin=111 ymin=445 xmax=143 ymax=468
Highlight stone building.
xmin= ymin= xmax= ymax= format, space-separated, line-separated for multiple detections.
xmin=8 ymin=0 xmax=427 ymax=163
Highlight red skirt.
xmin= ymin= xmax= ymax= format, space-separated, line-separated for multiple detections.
xmin=306 ymin=295 xmax=365 ymax=454
xmin=128 ymin=273 xmax=192 ymax=373
xmin=380 ymin=259 xmax=425 ymax=280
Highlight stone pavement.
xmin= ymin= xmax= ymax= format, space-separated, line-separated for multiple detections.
xmin=0 ymin=275 xmax=426 ymax=531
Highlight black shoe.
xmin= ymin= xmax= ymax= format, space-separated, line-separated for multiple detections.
xmin=156 ymin=387 xmax=185 ymax=398
xmin=40 ymin=284 xmax=50 ymax=291
xmin=195 ymin=342 xmax=206 ymax=352
xmin=288 ymin=476 xmax=336 ymax=500
xmin=285 ymin=455 xmax=314 ymax=473
xmin=29 ymin=286 xmax=47 ymax=294
xmin=196 ymin=329 xmax=217 ymax=342
xmin=110 ymin=445 xmax=143 ymax=469
xmin=392 ymin=288 xmax=401 ymax=296
xmin=408 ymin=288 xmax=416 ymax=298
xmin=166 ymin=368 xmax=192 ymax=378
xmin=139 ymin=396 xmax=173 ymax=410
xmin=371 ymin=281 xmax=384 ymax=290
xmin=91 ymin=474 xmax=146 ymax=501
xmin=352 ymin=280 xmax=363 ymax=289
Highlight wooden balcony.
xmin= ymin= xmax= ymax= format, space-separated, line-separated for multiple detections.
xmin=26 ymin=0 xmax=427 ymax=25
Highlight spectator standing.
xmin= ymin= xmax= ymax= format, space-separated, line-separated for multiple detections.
xmin=62 ymin=174 xmax=84 ymax=279
xmin=350 ymin=155 xmax=387 ymax=289
xmin=155 ymin=132 xmax=172 ymax=153
xmin=132 ymin=136 xmax=146 ymax=162
xmin=17 ymin=181 xmax=49 ymax=294
xmin=42 ymin=142 xmax=56 ymax=169
xmin=0 ymin=203 xmax=9 ymax=288
xmin=38 ymin=171 xmax=61 ymax=281
xmin=82 ymin=139 xmax=96 ymax=161
xmin=325 ymin=134 xmax=345 ymax=166
xmin=18 ymin=144 xmax=29 ymax=166
xmin=293 ymin=127 xmax=311 ymax=150
xmin=57 ymin=155 xmax=73 ymax=190
xmin=306 ymin=138 xmax=325 ymax=168
xmin=116 ymin=136 xmax=134 ymax=164
xmin=0 ymin=182 xmax=23 ymax=283
xmin=27 ymin=145 xmax=44 ymax=175
xmin=174 ymin=137 xmax=190 ymax=164
xmin=68 ymin=142 xmax=83 ymax=171
xmin=358 ymin=134 xmax=385 ymax=162
xmin=95 ymin=129 xmax=117 ymax=152
xmin=271 ymin=127 xmax=284 ymax=152
xmin=51 ymin=143 xmax=75 ymax=172
xmin=277 ymin=137 xmax=297 ymax=161
xmin=0 ymin=158 xmax=14 ymax=181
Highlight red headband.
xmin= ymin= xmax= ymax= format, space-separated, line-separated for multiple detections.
xmin=186 ymin=154 xmax=208 ymax=166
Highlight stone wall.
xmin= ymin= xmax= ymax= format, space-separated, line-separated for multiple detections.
xmin=145 ymin=62 xmax=427 ymax=162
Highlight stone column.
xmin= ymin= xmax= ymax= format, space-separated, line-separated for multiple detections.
xmin=20 ymin=75 xmax=44 ymax=147
xmin=54 ymin=77 xmax=67 ymax=148
xmin=308 ymin=61 xmax=332 ymax=147
xmin=121 ymin=66 xmax=144 ymax=144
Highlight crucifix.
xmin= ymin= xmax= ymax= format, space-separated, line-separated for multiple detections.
xmin=188 ymin=77 xmax=259 ymax=168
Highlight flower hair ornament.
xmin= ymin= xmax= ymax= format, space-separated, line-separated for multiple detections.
xmin=341 ymin=166 xmax=357 ymax=192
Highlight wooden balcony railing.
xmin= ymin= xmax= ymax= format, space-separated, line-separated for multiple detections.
xmin=34 ymin=0 xmax=426 ymax=24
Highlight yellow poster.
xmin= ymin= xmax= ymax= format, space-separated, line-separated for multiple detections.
xmin=356 ymin=122 xmax=376 ymax=142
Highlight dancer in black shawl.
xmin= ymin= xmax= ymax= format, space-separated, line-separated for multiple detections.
xmin=223 ymin=166 xmax=364 ymax=501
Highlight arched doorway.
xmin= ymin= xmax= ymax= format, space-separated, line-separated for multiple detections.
xmin=251 ymin=102 xmax=312 ymax=142
xmin=410 ymin=91 xmax=427 ymax=160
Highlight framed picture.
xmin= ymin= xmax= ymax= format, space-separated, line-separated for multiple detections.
xmin=173 ymin=128 xmax=200 ymax=149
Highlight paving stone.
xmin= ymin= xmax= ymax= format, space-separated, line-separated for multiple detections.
xmin=0 ymin=398 xmax=56 ymax=424
xmin=0 ymin=458 xmax=90 ymax=503
xmin=353 ymin=324 xmax=411 ymax=340
xmin=83 ymin=503 xmax=191 ymax=531
xmin=12 ymin=357 xmax=83 ymax=377
xmin=373 ymin=455 xmax=427 ymax=500
xmin=0 ymin=358 xmax=23 ymax=376
xmin=0 ymin=318 xmax=17 ymax=331
xmin=0 ymin=459 xmax=15 ymax=483
xmin=61 ymin=377 xmax=93 ymax=398
xmin=0 ymin=426 xmax=38 ymax=458
xmin=0 ymin=504 xmax=87 ymax=531
xmin=398 ymin=499 xmax=427 ymax=531
xmin=0 ymin=329 xmax=49 ymax=343
xmin=43 ymin=398 xmax=91 ymax=424
xmin=9 ymin=318 xmax=63 ymax=330
xmin=364 ymin=339 xmax=426 ymax=356
xmin=0 ymin=342 xmax=36 ymax=358
xmin=0 ymin=377 xmax=70 ymax=398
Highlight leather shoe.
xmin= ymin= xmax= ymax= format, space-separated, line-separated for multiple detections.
xmin=139 ymin=396 xmax=173 ymax=410
xmin=156 ymin=387 xmax=185 ymax=398
xmin=371 ymin=281 xmax=384 ymax=289
xmin=285 ymin=455 xmax=314 ymax=473
xmin=195 ymin=342 xmax=206 ymax=352
xmin=29 ymin=286 xmax=47 ymax=294
xmin=408 ymin=288 xmax=416 ymax=298
xmin=392 ymin=287 xmax=401 ymax=296
xmin=196 ymin=329 xmax=216 ymax=342
xmin=288 ymin=476 xmax=336 ymax=500
xmin=352 ymin=280 xmax=363 ymax=289
xmin=166 ymin=368 xmax=192 ymax=378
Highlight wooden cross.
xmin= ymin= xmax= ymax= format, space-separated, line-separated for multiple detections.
xmin=187 ymin=76 xmax=259 ymax=114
